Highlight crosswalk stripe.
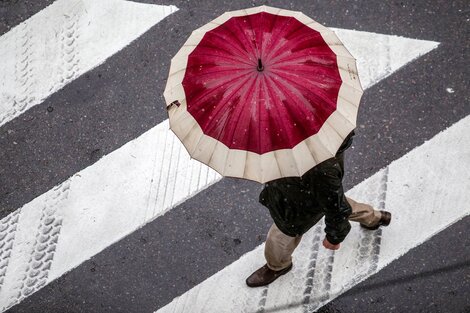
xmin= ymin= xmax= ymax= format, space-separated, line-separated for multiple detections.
xmin=0 ymin=0 xmax=177 ymax=127
xmin=334 ymin=167 xmax=389 ymax=296
xmin=156 ymin=114 xmax=470 ymax=313
xmin=0 ymin=29 xmax=438 ymax=312
xmin=330 ymin=28 xmax=438 ymax=89
xmin=0 ymin=120 xmax=219 ymax=311
xmin=0 ymin=211 xmax=20 ymax=291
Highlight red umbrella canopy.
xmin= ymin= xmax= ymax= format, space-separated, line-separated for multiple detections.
xmin=164 ymin=6 xmax=362 ymax=183
xmin=182 ymin=12 xmax=342 ymax=154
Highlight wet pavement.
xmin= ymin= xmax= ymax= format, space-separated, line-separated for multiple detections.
xmin=0 ymin=0 xmax=469 ymax=312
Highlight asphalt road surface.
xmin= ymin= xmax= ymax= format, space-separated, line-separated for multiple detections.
xmin=0 ymin=0 xmax=469 ymax=312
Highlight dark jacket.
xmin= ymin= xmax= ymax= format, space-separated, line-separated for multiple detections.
xmin=259 ymin=132 xmax=354 ymax=244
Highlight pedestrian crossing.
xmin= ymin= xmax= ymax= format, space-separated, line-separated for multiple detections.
xmin=0 ymin=0 xmax=177 ymax=128
xmin=0 ymin=1 xmax=468 ymax=312
xmin=156 ymin=115 xmax=470 ymax=312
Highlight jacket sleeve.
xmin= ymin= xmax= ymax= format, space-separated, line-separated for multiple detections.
xmin=318 ymin=161 xmax=352 ymax=245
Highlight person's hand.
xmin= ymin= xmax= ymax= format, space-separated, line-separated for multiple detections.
xmin=323 ymin=238 xmax=340 ymax=250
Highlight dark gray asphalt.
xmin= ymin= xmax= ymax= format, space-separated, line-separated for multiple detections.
xmin=321 ymin=216 xmax=470 ymax=313
xmin=1 ymin=0 xmax=469 ymax=312
xmin=0 ymin=0 xmax=55 ymax=36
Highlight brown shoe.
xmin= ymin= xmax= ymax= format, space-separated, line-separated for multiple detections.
xmin=361 ymin=210 xmax=392 ymax=230
xmin=246 ymin=263 xmax=293 ymax=287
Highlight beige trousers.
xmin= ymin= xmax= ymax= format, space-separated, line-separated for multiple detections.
xmin=264 ymin=197 xmax=382 ymax=271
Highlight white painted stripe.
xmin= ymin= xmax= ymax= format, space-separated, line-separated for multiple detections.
xmin=0 ymin=0 xmax=177 ymax=127
xmin=0 ymin=30 xmax=438 ymax=311
xmin=0 ymin=120 xmax=220 ymax=311
xmin=331 ymin=28 xmax=439 ymax=89
xmin=156 ymin=115 xmax=470 ymax=313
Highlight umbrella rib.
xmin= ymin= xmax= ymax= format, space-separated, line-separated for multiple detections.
xmin=177 ymin=119 xmax=208 ymax=161
xmin=273 ymin=74 xmax=332 ymax=115
xmin=338 ymin=93 xmax=360 ymax=108
xmin=180 ymin=118 xmax=201 ymax=144
xmin=221 ymin=76 xmax=258 ymax=154
xmin=200 ymin=74 xmax=254 ymax=134
xmin=205 ymin=72 xmax=251 ymax=176
xmin=302 ymin=135 xmax=321 ymax=165
xmin=336 ymin=75 xmax=363 ymax=92
xmin=188 ymin=128 xmax=205 ymax=156
xmin=333 ymin=109 xmax=357 ymax=132
xmin=188 ymin=52 xmax=254 ymax=67
xmin=240 ymin=149 xmax=249 ymax=180
xmin=260 ymin=73 xmax=292 ymax=151
xmin=264 ymin=80 xmax=302 ymax=148
xmin=212 ymin=23 xmax=254 ymax=60
xmin=244 ymin=13 xmax=260 ymax=58
xmin=325 ymin=117 xmax=348 ymax=143
xmin=271 ymin=150 xmax=284 ymax=180
xmin=206 ymin=74 xmax=255 ymax=145
xmin=263 ymin=77 xmax=302 ymax=177
xmin=269 ymin=52 xmax=339 ymax=67
xmin=270 ymin=66 xmax=342 ymax=85
xmin=314 ymin=124 xmax=339 ymax=156
xmin=181 ymin=66 xmax=253 ymax=78
xmin=237 ymin=75 xmax=261 ymax=177
xmin=263 ymin=75 xmax=299 ymax=150
xmin=194 ymin=42 xmax=253 ymax=66
xmin=260 ymin=11 xmax=279 ymax=60
xmin=257 ymin=75 xmax=262 ymax=156
xmin=184 ymin=71 xmax=252 ymax=109
xmin=270 ymin=68 xmax=342 ymax=92
xmin=264 ymin=17 xmax=296 ymax=60
xmin=265 ymin=22 xmax=310 ymax=61
xmin=270 ymin=69 xmax=339 ymax=111
xmin=257 ymin=76 xmax=270 ymax=155
xmin=266 ymin=74 xmax=322 ymax=146
xmin=283 ymin=25 xmax=323 ymax=42
xmin=231 ymin=16 xmax=259 ymax=59
xmin=170 ymin=66 xmax=250 ymax=81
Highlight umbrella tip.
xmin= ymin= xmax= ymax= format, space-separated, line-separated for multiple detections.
xmin=257 ymin=58 xmax=264 ymax=72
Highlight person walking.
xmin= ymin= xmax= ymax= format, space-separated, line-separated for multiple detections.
xmin=163 ymin=6 xmax=390 ymax=288
xmin=245 ymin=131 xmax=392 ymax=287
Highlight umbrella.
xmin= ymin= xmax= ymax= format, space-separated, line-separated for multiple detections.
xmin=164 ymin=6 xmax=363 ymax=183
